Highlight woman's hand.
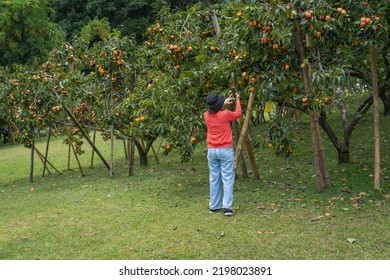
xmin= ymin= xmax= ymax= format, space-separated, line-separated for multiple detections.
xmin=224 ymin=94 xmax=235 ymax=106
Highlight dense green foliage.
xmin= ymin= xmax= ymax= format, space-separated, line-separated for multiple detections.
xmin=0 ymin=0 xmax=63 ymax=66
xmin=49 ymin=0 xmax=218 ymax=42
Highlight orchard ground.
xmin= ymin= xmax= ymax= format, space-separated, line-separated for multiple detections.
xmin=0 ymin=100 xmax=389 ymax=260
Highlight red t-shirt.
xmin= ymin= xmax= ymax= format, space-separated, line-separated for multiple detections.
xmin=203 ymin=101 xmax=242 ymax=148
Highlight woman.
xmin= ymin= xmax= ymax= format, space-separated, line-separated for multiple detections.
xmin=203 ymin=92 xmax=241 ymax=216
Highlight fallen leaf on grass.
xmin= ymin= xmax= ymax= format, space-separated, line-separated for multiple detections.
xmin=310 ymin=215 xmax=323 ymax=222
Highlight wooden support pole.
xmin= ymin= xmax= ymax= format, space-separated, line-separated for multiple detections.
xmin=66 ymin=126 xmax=85 ymax=176
xmin=370 ymin=43 xmax=381 ymax=191
xmin=62 ymin=106 xmax=111 ymax=172
xmin=244 ymin=133 xmax=260 ymax=179
xmin=34 ymin=146 xmax=62 ymax=175
xmin=110 ymin=127 xmax=114 ymax=177
xmin=67 ymin=126 xmax=71 ymax=170
xmin=128 ymin=137 xmax=135 ymax=176
xmin=42 ymin=127 xmax=51 ymax=177
xmin=210 ymin=10 xmax=221 ymax=37
xmin=90 ymin=129 xmax=96 ymax=168
xmin=29 ymin=141 xmax=35 ymax=183
xmin=71 ymin=141 xmax=85 ymax=177
xmin=232 ymin=120 xmax=248 ymax=178
xmin=123 ymin=139 xmax=128 ymax=160
xmin=234 ymin=91 xmax=255 ymax=172
xmin=35 ymin=148 xmax=52 ymax=175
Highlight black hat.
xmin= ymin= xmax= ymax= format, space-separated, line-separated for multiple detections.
xmin=206 ymin=93 xmax=225 ymax=113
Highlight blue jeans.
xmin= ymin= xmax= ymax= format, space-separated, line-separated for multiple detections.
xmin=207 ymin=148 xmax=235 ymax=210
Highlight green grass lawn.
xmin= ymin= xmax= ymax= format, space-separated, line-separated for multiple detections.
xmin=1 ymin=105 xmax=389 ymax=260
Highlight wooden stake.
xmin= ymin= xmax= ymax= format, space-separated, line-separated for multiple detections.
xmin=244 ymin=133 xmax=261 ymax=179
xmin=35 ymin=148 xmax=52 ymax=175
xmin=123 ymin=139 xmax=128 ymax=160
xmin=370 ymin=43 xmax=381 ymax=191
xmin=67 ymin=126 xmax=85 ymax=176
xmin=233 ymin=120 xmax=248 ymax=178
xmin=210 ymin=10 xmax=221 ymax=37
xmin=62 ymin=106 xmax=111 ymax=172
xmin=29 ymin=141 xmax=35 ymax=183
xmin=128 ymin=137 xmax=135 ymax=176
xmin=70 ymin=141 xmax=85 ymax=177
xmin=34 ymin=146 xmax=62 ymax=175
xmin=90 ymin=129 xmax=96 ymax=168
xmin=313 ymin=112 xmax=331 ymax=187
xmin=110 ymin=127 xmax=114 ymax=177
xmin=42 ymin=127 xmax=51 ymax=177
xmin=67 ymin=126 xmax=71 ymax=170
xmin=234 ymin=91 xmax=255 ymax=171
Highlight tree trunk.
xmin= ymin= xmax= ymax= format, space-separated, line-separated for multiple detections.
xmin=135 ymin=138 xmax=148 ymax=166
xmin=370 ymin=43 xmax=381 ymax=191
xmin=337 ymin=144 xmax=350 ymax=164
xmin=134 ymin=137 xmax=157 ymax=166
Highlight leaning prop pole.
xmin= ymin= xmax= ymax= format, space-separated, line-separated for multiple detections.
xmin=294 ymin=17 xmax=331 ymax=191
xmin=234 ymin=91 xmax=255 ymax=172
xmin=230 ymin=79 xmax=260 ymax=179
xmin=51 ymin=89 xmax=111 ymax=173
xmin=34 ymin=146 xmax=62 ymax=175
xmin=61 ymin=105 xmax=111 ymax=173
xmin=42 ymin=127 xmax=51 ymax=177
xmin=211 ymin=10 xmax=259 ymax=178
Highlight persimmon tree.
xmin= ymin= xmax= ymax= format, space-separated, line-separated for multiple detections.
xmin=212 ymin=0 xmax=388 ymax=190
xmin=135 ymin=5 xmax=238 ymax=164
xmin=6 ymin=66 xmax=63 ymax=149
